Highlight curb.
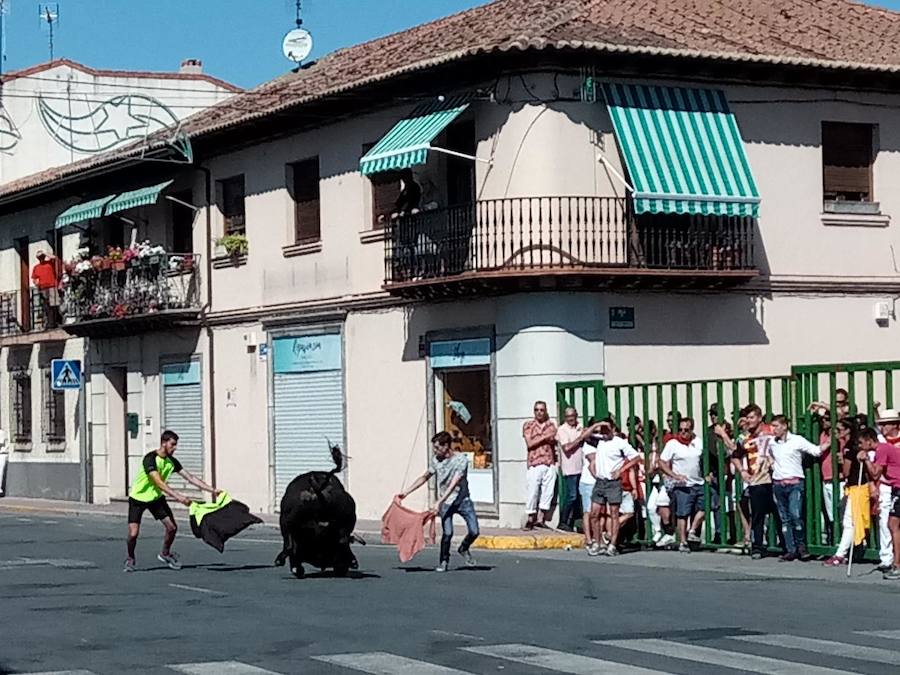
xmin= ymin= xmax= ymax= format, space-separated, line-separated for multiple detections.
xmin=472 ymin=533 xmax=584 ymax=550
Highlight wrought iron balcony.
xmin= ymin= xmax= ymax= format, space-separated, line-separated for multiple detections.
xmin=0 ymin=288 xmax=60 ymax=338
xmin=61 ymin=253 xmax=201 ymax=337
xmin=384 ymin=197 xmax=756 ymax=297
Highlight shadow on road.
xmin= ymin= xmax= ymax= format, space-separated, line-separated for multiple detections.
xmin=398 ymin=565 xmax=494 ymax=573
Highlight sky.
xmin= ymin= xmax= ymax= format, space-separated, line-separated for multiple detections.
xmin=1 ymin=0 xmax=900 ymax=90
xmin=0 ymin=0 xmax=489 ymax=89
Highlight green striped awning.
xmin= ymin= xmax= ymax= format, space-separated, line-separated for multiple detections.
xmin=359 ymin=96 xmax=470 ymax=175
xmin=602 ymin=83 xmax=760 ymax=217
xmin=55 ymin=195 xmax=116 ymax=229
xmin=105 ymin=180 xmax=174 ymax=215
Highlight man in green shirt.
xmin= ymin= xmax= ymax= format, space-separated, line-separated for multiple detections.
xmin=125 ymin=430 xmax=219 ymax=572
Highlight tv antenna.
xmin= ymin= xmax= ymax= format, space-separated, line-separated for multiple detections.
xmin=0 ymin=1 xmax=9 ymax=76
xmin=38 ymin=3 xmax=59 ymax=61
xmin=282 ymin=0 xmax=312 ymax=66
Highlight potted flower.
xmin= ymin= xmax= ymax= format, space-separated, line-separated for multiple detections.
xmin=108 ymin=246 xmax=125 ymax=271
xmin=216 ymin=234 xmax=248 ymax=259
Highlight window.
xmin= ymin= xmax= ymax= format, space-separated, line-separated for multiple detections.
xmin=41 ymin=368 xmax=66 ymax=444
xmin=289 ymin=158 xmax=321 ymax=243
xmin=822 ymin=122 xmax=874 ymax=203
xmin=218 ymin=175 xmax=246 ymax=236
xmin=363 ymin=143 xmax=402 ymax=229
xmin=11 ymin=370 xmax=31 ymax=444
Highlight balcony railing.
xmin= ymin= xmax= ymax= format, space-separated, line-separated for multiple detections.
xmin=384 ymin=197 xmax=755 ymax=292
xmin=0 ymin=288 xmax=56 ymax=337
xmin=62 ymin=253 xmax=201 ymax=334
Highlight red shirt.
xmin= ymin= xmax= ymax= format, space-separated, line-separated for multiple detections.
xmin=874 ymin=442 xmax=900 ymax=489
xmin=31 ymin=260 xmax=58 ymax=289
xmin=523 ymin=418 xmax=557 ymax=468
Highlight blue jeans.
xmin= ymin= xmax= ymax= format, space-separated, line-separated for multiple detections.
xmin=439 ymin=496 xmax=480 ymax=563
xmin=559 ymin=475 xmax=580 ymax=529
xmin=773 ymin=480 xmax=805 ymax=553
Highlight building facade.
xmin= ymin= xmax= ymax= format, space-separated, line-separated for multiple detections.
xmin=1 ymin=0 xmax=899 ymax=525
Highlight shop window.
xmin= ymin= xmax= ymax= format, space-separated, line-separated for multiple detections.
xmin=288 ymin=157 xmax=321 ymax=243
xmin=822 ymin=121 xmax=875 ymax=204
xmin=11 ymin=370 xmax=32 ymax=444
xmin=433 ymin=364 xmax=494 ymax=505
xmin=41 ymin=367 xmax=65 ymax=444
xmin=218 ymin=175 xmax=246 ymax=236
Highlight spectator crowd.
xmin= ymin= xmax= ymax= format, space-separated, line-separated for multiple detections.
xmin=522 ymin=395 xmax=900 ymax=580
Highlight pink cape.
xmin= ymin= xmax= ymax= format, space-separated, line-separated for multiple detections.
xmin=381 ymin=501 xmax=436 ymax=563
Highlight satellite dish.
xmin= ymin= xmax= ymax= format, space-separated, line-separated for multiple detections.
xmin=282 ymin=27 xmax=313 ymax=64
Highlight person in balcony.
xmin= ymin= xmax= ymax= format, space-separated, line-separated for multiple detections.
xmin=31 ymin=249 xmax=60 ymax=329
xmin=394 ymin=168 xmax=422 ymax=217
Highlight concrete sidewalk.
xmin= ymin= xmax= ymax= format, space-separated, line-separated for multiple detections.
xmin=0 ymin=497 xmax=584 ymax=550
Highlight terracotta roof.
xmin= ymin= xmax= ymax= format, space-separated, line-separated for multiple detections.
xmin=4 ymin=0 xmax=900 ymax=202
xmin=0 ymin=58 xmax=242 ymax=93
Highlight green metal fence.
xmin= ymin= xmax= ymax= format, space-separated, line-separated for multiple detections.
xmin=556 ymin=360 xmax=900 ymax=559
xmin=792 ymin=361 xmax=900 ymax=559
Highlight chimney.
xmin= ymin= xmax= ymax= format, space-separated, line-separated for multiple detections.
xmin=179 ymin=59 xmax=203 ymax=75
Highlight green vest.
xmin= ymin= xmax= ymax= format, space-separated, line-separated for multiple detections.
xmin=129 ymin=453 xmax=179 ymax=502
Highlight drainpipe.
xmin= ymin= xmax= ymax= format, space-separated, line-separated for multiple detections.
xmin=197 ymin=166 xmax=217 ymax=488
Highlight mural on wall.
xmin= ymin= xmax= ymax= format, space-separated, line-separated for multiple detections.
xmin=0 ymin=108 xmax=22 ymax=151
xmin=37 ymin=92 xmax=190 ymax=159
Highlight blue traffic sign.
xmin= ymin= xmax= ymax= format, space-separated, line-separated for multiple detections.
xmin=51 ymin=359 xmax=82 ymax=390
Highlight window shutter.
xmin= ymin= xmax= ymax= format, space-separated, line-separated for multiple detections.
xmin=292 ymin=158 xmax=321 ymax=242
xmin=371 ymin=172 xmax=402 ymax=228
xmin=822 ymin=122 xmax=873 ymax=200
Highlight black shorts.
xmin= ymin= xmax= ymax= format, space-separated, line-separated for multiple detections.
xmin=128 ymin=497 xmax=174 ymax=525
xmin=891 ymin=488 xmax=900 ymax=519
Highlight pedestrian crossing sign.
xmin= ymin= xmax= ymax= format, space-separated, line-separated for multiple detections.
xmin=51 ymin=359 xmax=82 ymax=390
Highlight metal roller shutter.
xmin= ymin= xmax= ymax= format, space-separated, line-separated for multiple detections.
xmin=273 ymin=369 xmax=344 ymax=502
xmin=162 ymin=382 xmax=204 ymax=492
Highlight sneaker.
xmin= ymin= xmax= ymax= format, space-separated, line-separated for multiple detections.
xmin=797 ymin=548 xmax=813 ymax=562
xmin=435 ymin=561 xmax=449 ymax=573
xmin=587 ymin=542 xmax=602 ymax=557
xmin=822 ymin=555 xmax=846 ymax=567
xmin=584 ymin=540 xmax=595 ymax=552
xmin=651 ymin=531 xmax=663 ymax=545
xmin=557 ymin=523 xmax=573 ymax=532
xmin=883 ymin=567 xmax=900 ymax=580
xmin=656 ymin=533 xmax=676 ymax=548
xmin=779 ymin=552 xmax=797 ymax=562
xmin=750 ymin=551 xmax=764 ymax=560
xmin=458 ymin=548 xmax=476 ymax=567
xmin=157 ymin=552 xmax=182 ymax=570
xmin=123 ymin=558 xmax=136 ymax=573
xmin=876 ymin=563 xmax=893 ymax=573
xmin=606 ymin=544 xmax=619 ymax=557
xmin=687 ymin=532 xmax=701 ymax=543
xmin=601 ymin=532 xmax=611 ymax=547
xmin=678 ymin=543 xmax=691 ymax=554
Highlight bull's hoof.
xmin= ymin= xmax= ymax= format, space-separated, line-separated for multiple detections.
xmin=349 ymin=555 xmax=359 ymax=570
xmin=291 ymin=565 xmax=305 ymax=579
xmin=274 ymin=552 xmax=287 ymax=567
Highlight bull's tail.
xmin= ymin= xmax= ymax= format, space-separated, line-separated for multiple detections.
xmin=329 ymin=442 xmax=343 ymax=474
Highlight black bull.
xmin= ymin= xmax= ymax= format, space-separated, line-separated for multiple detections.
xmin=273 ymin=445 xmax=362 ymax=577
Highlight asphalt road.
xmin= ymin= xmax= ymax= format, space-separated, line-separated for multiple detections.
xmin=2 ymin=509 xmax=900 ymax=675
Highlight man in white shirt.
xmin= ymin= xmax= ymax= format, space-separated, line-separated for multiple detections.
xmin=658 ymin=417 xmax=705 ymax=553
xmin=769 ymin=415 xmax=825 ymax=561
xmin=0 ymin=425 xmax=8 ymax=497
xmin=583 ymin=419 xmax=640 ymax=556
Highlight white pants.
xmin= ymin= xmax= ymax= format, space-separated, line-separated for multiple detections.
xmin=0 ymin=452 xmax=7 ymax=496
xmin=526 ymin=464 xmax=556 ymax=514
xmin=647 ymin=485 xmax=670 ymax=535
xmin=835 ymin=495 xmax=856 ymax=558
xmin=879 ymin=484 xmax=894 ymax=566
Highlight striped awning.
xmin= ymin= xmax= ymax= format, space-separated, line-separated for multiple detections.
xmin=602 ymin=83 xmax=760 ymax=217
xmin=105 ymin=180 xmax=174 ymax=215
xmin=359 ymin=96 xmax=470 ymax=175
xmin=55 ymin=195 xmax=116 ymax=229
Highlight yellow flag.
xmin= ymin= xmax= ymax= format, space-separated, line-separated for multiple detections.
xmin=846 ymin=485 xmax=871 ymax=546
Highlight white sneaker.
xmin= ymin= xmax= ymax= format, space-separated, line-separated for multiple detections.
xmin=656 ymin=534 xmax=676 ymax=548
xmin=587 ymin=542 xmax=602 ymax=557
xmin=157 ymin=552 xmax=181 ymax=570
xmin=435 ymin=561 xmax=449 ymax=573
xmin=601 ymin=532 xmax=611 ymax=546
xmin=687 ymin=532 xmax=701 ymax=543
xmin=606 ymin=544 xmax=619 ymax=557
xmin=652 ymin=531 xmax=663 ymax=545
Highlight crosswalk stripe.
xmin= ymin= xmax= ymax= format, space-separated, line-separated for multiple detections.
xmin=865 ymin=629 xmax=900 ymax=641
xmin=18 ymin=671 xmax=95 ymax=675
xmin=312 ymin=652 xmax=472 ymax=674
xmin=168 ymin=662 xmax=282 ymax=675
xmin=464 ymin=644 xmax=672 ymax=674
xmin=597 ymin=639 xmax=857 ymax=675
xmin=733 ymin=633 xmax=900 ymax=666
